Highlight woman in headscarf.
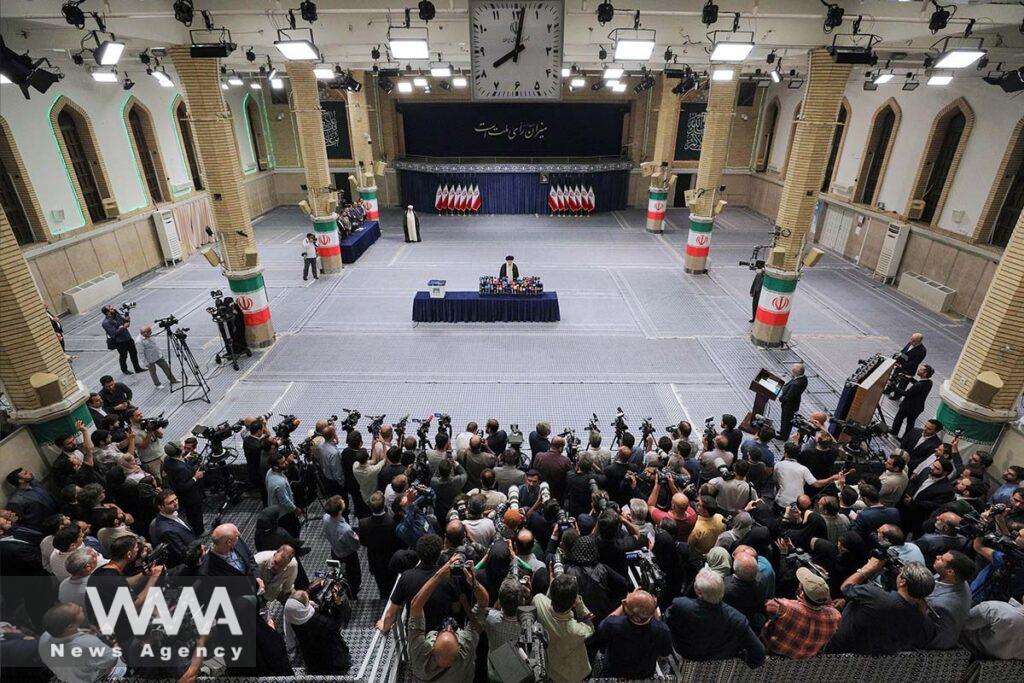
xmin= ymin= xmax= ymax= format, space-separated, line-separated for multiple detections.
xmin=563 ymin=535 xmax=629 ymax=627
xmin=703 ymin=546 xmax=733 ymax=578
xmin=283 ymin=590 xmax=351 ymax=674
xmin=715 ymin=511 xmax=754 ymax=550
xmin=832 ymin=530 xmax=870 ymax=596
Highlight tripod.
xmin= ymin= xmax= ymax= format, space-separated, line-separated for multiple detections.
xmin=213 ymin=315 xmax=242 ymax=371
xmin=194 ymin=443 xmax=245 ymax=527
xmin=168 ymin=328 xmax=211 ymax=405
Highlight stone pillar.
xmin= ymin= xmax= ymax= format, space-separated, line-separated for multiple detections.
xmin=644 ymin=76 xmax=681 ymax=233
xmin=345 ymin=72 xmax=381 ymax=220
xmin=936 ymin=211 xmax=1024 ymax=447
xmin=685 ymin=74 xmax=739 ymax=273
xmin=287 ymin=62 xmax=341 ymax=273
xmin=169 ymin=47 xmax=274 ymax=348
xmin=752 ymin=49 xmax=851 ymax=346
xmin=0 ymin=206 xmax=91 ymax=442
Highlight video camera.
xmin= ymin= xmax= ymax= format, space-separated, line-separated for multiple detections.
xmin=791 ymin=413 xmax=821 ymax=438
xmin=559 ymin=427 xmax=581 ymax=461
xmin=738 ymin=244 xmax=769 ymax=271
xmin=140 ymin=414 xmax=169 ymax=431
xmin=117 ymin=301 xmax=137 ymax=316
xmin=193 ymin=419 xmax=244 ymax=444
xmin=436 ymin=413 xmax=452 ymax=437
xmin=625 ymin=549 xmax=666 ymax=597
xmin=339 ymin=409 xmax=361 ymax=433
xmin=310 ymin=560 xmax=353 ymax=624
xmin=749 ymin=414 xmax=773 ymax=431
xmin=666 ymin=424 xmax=680 ymax=439
xmin=154 ymin=314 xmax=179 ymax=329
xmin=640 ymin=418 xmax=655 ymax=443
xmin=703 ymin=416 xmax=718 ymax=444
xmin=587 ymin=413 xmax=601 ymax=434
xmin=273 ymin=414 xmax=301 ymax=443
xmin=870 ymin=544 xmax=906 ymax=589
xmin=206 ymin=290 xmax=237 ymax=324
xmin=366 ymin=414 xmax=386 ymax=438
xmin=140 ymin=541 xmax=169 ymax=574
xmin=393 ymin=414 xmax=410 ymax=442
xmin=413 ymin=415 xmax=433 ymax=447
xmin=955 ymin=508 xmax=1003 ymax=539
xmin=611 ymin=407 xmax=628 ymax=436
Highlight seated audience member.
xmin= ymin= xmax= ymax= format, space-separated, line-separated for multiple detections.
xmin=664 ymin=568 xmax=766 ymax=668
xmin=595 ymin=589 xmax=674 ymax=679
xmin=926 ymin=550 xmax=975 ymax=649
xmin=407 ymin=556 xmax=488 ymax=683
xmin=533 ymin=573 xmax=595 ymax=683
xmin=826 ymin=560 xmax=936 ymax=654
xmin=762 ymin=567 xmax=841 ymax=659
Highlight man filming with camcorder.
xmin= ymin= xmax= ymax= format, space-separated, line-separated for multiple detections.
xmin=101 ymin=302 xmax=145 ymax=375
xmin=128 ymin=409 xmax=168 ymax=483
xmin=885 ymin=333 xmax=927 ymax=399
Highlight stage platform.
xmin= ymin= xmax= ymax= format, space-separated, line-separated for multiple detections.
xmin=412 ymin=291 xmax=560 ymax=323
xmin=341 ymin=220 xmax=381 ymax=263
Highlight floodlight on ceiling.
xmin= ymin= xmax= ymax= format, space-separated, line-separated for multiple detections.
xmin=934 ymin=48 xmax=986 ymax=69
xmin=150 ymin=68 xmax=174 ymax=87
xmin=430 ymin=63 xmax=451 ymax=77
xmin=388 ymin=25 xmax=430 ymax=60
xmin=928 ymin=73 xmax=953 ymax=85
xmin=710 ymin=41 xmax=754 ymax=62
xmin=770 ymin=69 xmax=781 ymax=83
xmin=90 ymin=68 xmax=118 ymax=83
xmin=220 ymin=82 xmax=228 ymax=90
xmin=605 ymin=79 xmax=621 ymax=87
xmin=397 ymin=80 xmax=413 ymax=92
xmin=0 ymin=73 xmax=11 ymax=84
xmin=271 ymin=77 xmax=284 ymax=89
xmin=189 ymin=24 xmax=237 ymax=59
xmin=827 ymin=32 xmax=881 ymax=65
xmin=612 ymin=28 xmax=656 ymax=62
xmin=787 ymin=79 xmax=804 ymax=89
xmin=275 ymin=28 xmax=321 ymax=61
xmin=227 ymin=74 xmax=243 ymax=86
xmin=612 ymin=82 xmax=627 ymax=92
xmin=413 ymin=76 xmax=428 ymax=87
xmin=603 ymin=66 xmax=624 ymax=79
xmin=902 ymin=74 xmax=920 ymax=91
xmin=95 ymin=39 xmax=125 ymax=66
xmin=570 ymin=77 xmax=585 ymax=88
xmin=872 ymin=72 xmax=894 ymax=84
xmin=712 ymin=68 xmax=734 ymax=81
xmin=313 ymin=65 xmax=334 ymax=79
xmin=249 ymin=81 xmax=262 ymax=89
xmin=453 ymin=75 xmax=467 ymax=87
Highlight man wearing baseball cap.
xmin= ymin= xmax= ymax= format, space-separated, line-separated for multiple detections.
xmin=761 ymin=567 xmax=841 ymax=659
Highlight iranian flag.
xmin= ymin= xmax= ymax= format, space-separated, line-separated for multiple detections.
xmin=587 ymin=186 xmax=596 ymax=212
xmin=438 ymin=185 xmax=448 ymax=212
xmin=435 ymin=185 xmax=443 ymax=212
xmin=580 ymin=186 xmax=592 ymax=212
xmin=452 ymin=185 xmax=461 ymax=211
xmin=458 ymin=185 xmax=467 ymax=211
xmin=557 ymin=185 xmax=566 ymax=213
xmin=755 ymin=273 xmax=797 ymax=328
xmin=547 ymin=185 xmax=558 ymax=213
xmin=569 ymin=186 xmax=580 ymax=212
xmin=575 ymin=185 xmax=584 ymax=211
xmin=471 ymin=184 xmax=482 ymax=212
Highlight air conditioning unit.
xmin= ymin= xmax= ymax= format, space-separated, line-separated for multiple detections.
xmin=102 ymin=198 xmax=120 ymax=219
xmin=874 ymin=222 xmax=909 ymax=282
xmin=907 ymin=199 xmax=925 ymax=221
xmin=832 ymin=183 xmax=854 ymax=198
xmin=152 ymin=209 xmax=184 ymax=265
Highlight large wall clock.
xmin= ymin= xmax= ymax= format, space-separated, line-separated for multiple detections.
xmin=469 ymin=0 xmax=564 ymax=100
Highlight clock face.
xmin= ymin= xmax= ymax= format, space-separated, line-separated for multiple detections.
xmin=470 ymin=0 xmax=564 ymax=100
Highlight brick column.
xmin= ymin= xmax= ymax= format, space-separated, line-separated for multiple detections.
xmin=345 ymin=72 xmax=381 ymax=221
xmin=752 ymin=49 xmax=851 ymax=346
xmin=0 ymin=207 xmax=91 ymax=442
xmin=645 ymin=77 xmax=681 ymax=234
xmin=685 ymin=74 xmax=738 ymax=273
xmin=936 ymin=211 xmax=1024 ymax=447
xmin=169 ymin=47 xmax=274 ymax=348
xmin=288 ymin=62 xmax=341 ymax=273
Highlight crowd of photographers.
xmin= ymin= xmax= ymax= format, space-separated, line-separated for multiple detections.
xmin=2 ymin=399 xmax=1024 ymax=683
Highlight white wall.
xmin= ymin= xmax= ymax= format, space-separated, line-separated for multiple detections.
xmin=0 ymin=68 xmax=264 ymax=238
xmin=763 ymin=75 xmax=1023 ymax=237
xmin=224 ymin=85 xmax=258 ymax=172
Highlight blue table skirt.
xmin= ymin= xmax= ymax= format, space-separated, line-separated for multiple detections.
xmin=413 ymin=291 xmax=560 ymax=323
xmin=341 ymin=221 xmax=380 ymax=263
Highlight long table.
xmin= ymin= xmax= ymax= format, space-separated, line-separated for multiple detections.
xmin=341 ymin=220 xmax=380 ymax=264
xmin=412 ymin=291 xmax=560 ymax=323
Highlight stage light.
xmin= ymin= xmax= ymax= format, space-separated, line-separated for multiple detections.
xmin=430 ymin=64 xmax=451 ymax=77
xmin=934 ymin=48 xmax=986 ymax=69
xmin=597 ymin=2 xmax=615 ymax=25
xmin=770 ymin=69 xmax=781 ymax=83
xmin=598 ymin=46 xmax=608 ymax=61
xmin=62 ymin=1 xmax=87 ymax=29
xmin=314 ymin=65 xmax=334 ymax=79
xmin=271 ymin=77 xmax=284 ymax=89
xmin=991 ymin=67 xmax=1024 ymax=93
xmin=664 ymin=47 xmax=674 ymax=63
xmin=245 ymin=47 xmax=257 ymax=62
xmin=376 ymin=73 xmax=394 ymax=93
xmin=929 ymin=2 xmax=950 ymax=34
xmin=712 ymin=68 xmax=734 ymax=81
xmin=561 ymin=67 xmax=571 ymax=77
xmin=250 ymin=81 xmax=262 ymax=89
xmin=228 ymin=74 xmax=244 ymax=86
xmin=591 ymin=80 xmax=606 ymax=91
xmin=72 ymin=52 xmax=85 ymax=66
xmin=173 ymin=1 xmax=195 ymax=27
xmin=766 ymin=50 xmax=776 ymax=64
xmin=95 ymin=40 xmax=125 ymax=66
xmin=902 ymin=74 xmax=920 ymax=91
xmin=275 ymin=37 xmax=320 ymax=61
xmin=300 ymin=1 xmax=318 ymax=23
xmin=221 ymin=82 xmax=228 ymax=90
xmin=371 ymin=45 xmax=381 ymax=61
xmin=139 ymin=50 xmax=151 ymax=66
xmin=413 ymin=76 xmax=428 ymax=87
xmin=91 ymin=68 xmax=118 ymax=83
xmin=702 ymin=1 xmax=719 ymax=26
xmin=339 ymin=71 xmax=362 ymax=91
xmin=862 ymin=80 xmax=878 ymax=91
xmin=418 ymin=1 xmax=436 ymax=22
xmin=873 ymin=72 xmax=894 ymax=84
xmin=0 ymin=43 xmax=64 ymax=99
xmin=823 ymin=3 xmax=845 ymax=32
xmin=928 ymin=74 xmax=953 ymax=85
xmin=613 ymin=29 xmax=656 ymax=61
xmin=788 ymin=78 xmax=804 ymax=89
xmin=122 ymin=75 xmax=135 ymax=90
xmin=671 ymin=80 xmax=685 ymax=94
xmin=710 ymin=41 xmax=754 ymax=62
xmin=190 ymin=25 xmax=237 ymax=59
xmin=612 ymin=82 xmax=627 ymax=92
xmin=397 ymin=80 xmax=413 ymax=92
xmin=605 ymin=79 xmax=620 ymax=87
xmin=603 ymin=66 xmax=624 ymax=79
xmin=389 ymin=28 xmax=430 ymax=60
xmin=452 ymin=75 xmax=467 ymax=87
xmin=438 ymin=80 xmax=452 ymax=90
xmin=633 ymin=70 xmax=655 ymax=93
xmin=571 ymin=77 xmax=585 ymax=87
xmin=151 ymin=68 xmax=174 ymax=87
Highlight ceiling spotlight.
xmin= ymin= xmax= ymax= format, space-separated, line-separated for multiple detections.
xmin=418 ymin=0 xmax=436 ymax=21
xmin=702 ymin=1 xmax=719 ymax=27
xmin=902 ymin=74 xmax=920 ymax=91
xmin=872 ymin=72 xmax=894 ymax=84
xmin=862 ymin=80 xmax=878 ymax=91
xmin=173 ymin=0 xmax=195 ymax=27
xmin=770 ymin=68 xmax=781 ymax=83
xmin=787 ymin=78 xmax=804 ymax=89
xmin=340 ymin=71 xmax=362 ymax=91
xmin=122 ymin=75 xmax=135 ymax=90
xmin=613 ymin=28 xmax=656 ymax=61
xmin=710 ymin=40 xmax=754 ymax=62
xmin=664 ymin=47 xmax=674 ymax=63
xmin=377 ymin=73 xmax=394 ymax=93
xmin=928 ymin=73 xmax=953 ymax=85
xmin=150 ymin=68 xmax=174 ymax=87
xmin=250 ymin=81 xmax=262 ymax=89
xmin=612 ymin=82 xmax=627 ymax=92
xmin=633 ymin=71 xmax=655 ymax=93
xmin=300 ymin=1 xmax=318 ymax=23
xmin=246 ymin=47 xmax=257 ymax=62
xmin=413 ymin=76 xmax=428 ymax=87
xmin=598 ymin=46 xmax=608 ymax=61
xmin=929 ymin=2 xmax=951 ymax=34
xmin=90 ymin=68 xmax=118 ymax=83
xmin=452 ymin=75 xmax=467 ymax=87
xmin=977 ymin=55 xmax=989 ymax=70
xmin=61 ymin=1 xmax=87 ymax=30
xmin=388 ymin=26 xmax=430 ymax=60
xmin=823 ymin=3 xmax=845 ymax=33
xmin=430 ymin=63 xmax=451 ymax=77
xmin=271 ymin=77 xmax=284 ymax=89
xmin=712 ymin=68 xmax=734 ymax=81
xmin=934 ymin=48 xmax=986 ymax=69
xmin=228 ymin=74 xmax=244 ymax=86
xmin=139 ymin=50 xmax=151 ymax=66
xmin=94 ymin=38 xmax=126 ymax=66
xmin=591 ymin=80 xmax=606 ymax=91
xmin=397 ymin=80 xmax=413 ymax=93
xmin=597 ymin=2 xmax=615 ymax=25
xmin=438 ymin=80 xmax=452 ymax=91
xmin=371 ymin=45 xmax=381 ymax=61
xmin=275 ymin=38 xmax=320 ymax=61
xmin=603 ymin=66 xmax=624 ymax=79
xmin=72 ymin=52 xmax=85 ymax=66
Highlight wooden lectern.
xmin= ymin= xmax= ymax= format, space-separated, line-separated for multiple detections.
xmin=742 ymin=368 xmax=786 ymax=434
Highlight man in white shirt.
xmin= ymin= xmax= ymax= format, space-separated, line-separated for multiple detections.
xmin=352 ymin=445 xmax=386 ymax=507
xmin=255 ymin=545 xmax=298 ymax=604
xmin=38 ymin=603 xmax=125 ymax=683
xmin=774 ymin=442 xmax=841 ymax=510
xmin=301 ymin=232 xmax=319 ymax=281
xmin=454 ymin=422 xmax=478 ymax=455
xmin=58 ymin=548 xmax=101 ymax=612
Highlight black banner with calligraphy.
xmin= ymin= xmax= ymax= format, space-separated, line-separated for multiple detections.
xmin=674 ymin=102 xmax=707 ymax=161
xmin=397 ymin=102 xmax=629 ymax=157
xmin=321 ymin=99 xmax=352 ymax=160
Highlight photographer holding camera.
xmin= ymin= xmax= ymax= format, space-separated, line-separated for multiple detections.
xmin=969 ymin=515 xmax=1024 ymax=604
xmin=128 ymin=409 xmax=165 ymax=483
xmin=86 ymin=534 xmax=164 ymax=650
xmin=242 ymin=416 xmax=278 ymax=494
xmin=101 ymin=304 xmax=145 ymax=375
xmin=162 ymin=442 xmax=205 ymax=535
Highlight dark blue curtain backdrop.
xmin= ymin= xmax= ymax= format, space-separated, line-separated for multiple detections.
xmin=321 ymin=99 xmax=352 ymax=159
xmin=400 ymin=170 xmax=629 ymax=215
xmin=397 ymin=103 xmax=629 ymax=157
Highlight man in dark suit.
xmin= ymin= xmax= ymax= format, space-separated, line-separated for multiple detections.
xmin=777 ymin=363 xmax=809 ymax=441
xmin=150 ymin=489 xmax=197 ymax=568
xmin=4 ymin=468 xmax=58 ymax=531
xmin=358 ymin=491 xmax=401 ymax=598
xmin=890 ymin=364 xmax=935 ymax=438
xmin=499 ymin=255 xmax=520 ymax=279
xmin=900 ymin=419 xmax=943 ymax=473
xmin=484 ymin=418 xmax=508 ymax=455
xmin=200 ymin=523 xmax=259 ymax=595
xmin=888 ymin=333 xmax=927 ymax=397
xmin=749 ymin=268 xmax=764 ymax=323
xmin=902 ymin=458 xmax=955 ymax=535
xmin=0 ymin=521 xmax=53 ymax=630
xmin=162 ymin=442 xmax=205 ymax=535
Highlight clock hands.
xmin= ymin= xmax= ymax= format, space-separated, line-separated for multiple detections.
xmin=491 ymin=8 xmax=526 ymax=69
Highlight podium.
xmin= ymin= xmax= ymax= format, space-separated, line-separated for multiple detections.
xmin=741 ymin=368 xmax=786 ymax=434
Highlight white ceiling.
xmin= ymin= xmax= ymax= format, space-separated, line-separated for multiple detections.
xmin=2 ymin=1 xmax=1022 ymax=78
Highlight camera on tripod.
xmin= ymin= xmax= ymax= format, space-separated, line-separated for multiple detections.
xmin=310 ymin=560 xmax=353 ymax=624
xmin=738 ymin=244 xmax=769 ymax=271
xmin=140 ymin=414 xmax=169 ymax=431
xmin=366 ymin=414 xmax=386 ymax=438
xmin=749 ymin=414 xmax=773 ymax=431
xmin=193 ymin=420 xmax=244 ymax=444
xmin=206 ymin=290 xmax=236 ymax=324
xmin=559 ymin=427 xmax=581 ymax=460
xmin=639 ymin=418 xmax=655 ymax=442
xmin=393 ymin=415 xmax=410 ymax=441
xmin=338 ymin=409 xmax=361 ymax=433
xmin=611 ymin=407 xmax=628 ymax=434
xmin=508 ymin=423 xmax=524 ymax=449
xmin=791 ymin=413 xmax=820 ymax=438
xmin=274 ymin=414 xmax=301 ymax=443
xmin=436 ymin=413 xmax=452 ymax=436
xmin=625 ymin=549 xmax=666 ymax=597
xmin=154 ymin=315 xmax=178 ymax=329
xmin=587 ymin=413 xmax=600 ymax=434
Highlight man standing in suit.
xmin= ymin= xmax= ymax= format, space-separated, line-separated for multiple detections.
xmin=891 ymin=365 xmax=935 ymax=438
xmin=902 ymin=458 xmax=956 ymax=535
xmin=5 ymin=468 xmax=58 ymax=531
xmin=888 ymin=333 xmax=927 ymax=397
xmin=499 ymin=255 xmax=520 ymax=280
xmin=151 ymin=489 xmax=196 ymax=568
xmin=900 ymin=419 xmax=944 ymax=472
xmin=162 ymin=442 xmax=205 ymax=535
xmin=778 ymin=364 xmax=809 ymax=441
xmin=200 ymin=523 xmax=260 ymax=594
xmin=358 ymin=491 xmax=400 ymax=598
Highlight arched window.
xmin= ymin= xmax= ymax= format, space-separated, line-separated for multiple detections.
xmin=174 ymin=99 xmax=204 ymax=191
xmin=0 ymin=117 xmax=46 ymax=245
xmin=755 ymin=98 xmax=779 ymax=172
xmin=244 ymin=95 xmax=269 ymax=172
xmin=57 ymin=109 xmax=106 ymax=222
xmin=975 ymin=118 xmax=1024 ymax=248
xmin=780 ymin=103 xmax=802 ymax=179
xmin=854 ymin=100 xmax=900 ymax=206
xmin=907 ymin=98 xmax=974 ymax=226
xmin=822 ymin=100 xmax=850 ymax=193
xmin=125 ymin=101 xmax=169 ymax=205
